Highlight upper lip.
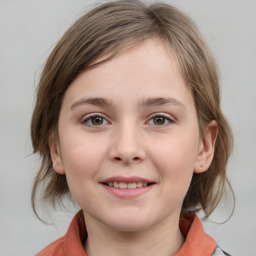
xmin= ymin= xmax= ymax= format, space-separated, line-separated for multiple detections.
xmin=101 ymin=176 xmax=155 ymax=184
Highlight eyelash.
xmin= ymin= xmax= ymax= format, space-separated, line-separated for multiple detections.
xmin=81 ymin=113 xmax=109 ymax=126
xmin=147 ymin=113 xmax=174 ymax=126
xmin=81 ymin=113 xmax=174 ymax=127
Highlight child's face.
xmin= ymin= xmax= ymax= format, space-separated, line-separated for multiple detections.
xmin=50 ymin=38 xmax=214 ymax=232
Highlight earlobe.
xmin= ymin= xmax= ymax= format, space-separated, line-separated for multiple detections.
xmin=194 ymin=120 xmax=218 ymax=173
xmin=48 ymin=134 xmax=65 ymax=175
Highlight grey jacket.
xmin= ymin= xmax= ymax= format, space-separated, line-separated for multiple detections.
xmin=213 ymin=247 xmax=231 ymax=256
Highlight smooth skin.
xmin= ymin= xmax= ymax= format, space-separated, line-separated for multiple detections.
xmin=49 ymin=38 xmax=217 ymax=256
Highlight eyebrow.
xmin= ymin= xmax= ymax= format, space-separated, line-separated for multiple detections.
xmin=71 ymin=97 xmax=112 ymax=110
xmin=70 ymin=97 xmax=185 ymax=110
xmin=139 ymin=97 xmax=186 ymax=110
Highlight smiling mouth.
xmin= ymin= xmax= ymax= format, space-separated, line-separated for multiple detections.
xmin=102 ymin=181 xmax=154 ymax=189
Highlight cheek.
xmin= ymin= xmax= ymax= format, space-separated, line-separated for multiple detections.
xmin=152 ymin=133 xmax=199 ymax=170
xmin=59 ymin=133 xmax=107 ymax=187
xmin=59 ymin=135 xmax=108 ymax=208
xmin=149 ymin=133 xmax=199 ymax=196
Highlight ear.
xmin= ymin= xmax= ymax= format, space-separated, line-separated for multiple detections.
xmin=48 ymin=133 xmax=65 ymax=175
xmin=194 ymin=120 xmax=218 ymax=173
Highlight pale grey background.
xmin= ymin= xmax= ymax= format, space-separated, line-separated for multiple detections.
xmin=0 ymin=0 xmax=255 ymax=255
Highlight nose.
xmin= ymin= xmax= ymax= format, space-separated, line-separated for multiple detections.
xmin=109 ymin=125 xmax=146 ymax=164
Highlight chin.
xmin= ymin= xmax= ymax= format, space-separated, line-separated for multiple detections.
xmin=104 ymin=213 xmax=154 ymax=232
xmin=109 ymin=222 xmax=150 ymax=233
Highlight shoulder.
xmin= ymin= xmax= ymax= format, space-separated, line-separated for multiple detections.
xmin=34 ymin=211 xmax=86 ymax=256
xmin=35 ymin=236 xmax=65 ymax=256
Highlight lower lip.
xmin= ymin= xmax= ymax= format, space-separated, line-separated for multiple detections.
xmin=101 ymin=184 xmax=154 ymax=198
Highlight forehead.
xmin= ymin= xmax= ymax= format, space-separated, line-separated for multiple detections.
xmin=62 ymin=38 xmax=193 ymax=109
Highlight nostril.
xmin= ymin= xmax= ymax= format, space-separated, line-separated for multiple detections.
xmin=113 ymin=156 xmax=141 ymax=162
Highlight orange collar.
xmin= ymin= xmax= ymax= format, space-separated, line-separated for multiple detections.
xmin=40 ymin=211 xmax=217 ymax=256
xmin=176 ymin=213 xmax=217 ymax=255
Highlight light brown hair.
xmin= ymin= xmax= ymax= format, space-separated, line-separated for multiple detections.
xmin=31 ymin=0 xmax=234 ymax=218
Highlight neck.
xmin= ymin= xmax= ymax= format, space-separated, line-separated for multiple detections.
xmin=84 ymin=213 xmax=184 ymax=256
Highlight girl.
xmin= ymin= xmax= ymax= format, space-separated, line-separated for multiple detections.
xmin=31 ymin=1 xmax=234 ymax=255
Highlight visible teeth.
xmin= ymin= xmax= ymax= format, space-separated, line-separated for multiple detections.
xmin=119 ymin=182 xmax=128 ymax=189
xmin=106 ymin=181 xmax=150 ymax=189
xmin=137 ymin=182 xmax=143 ymax=188
xmin=127 ymin=182 xmax=136 ymax=189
